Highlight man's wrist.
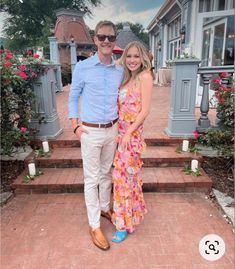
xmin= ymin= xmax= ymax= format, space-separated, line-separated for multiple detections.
xmin=73 ymin=125 xmax=81 ymax=134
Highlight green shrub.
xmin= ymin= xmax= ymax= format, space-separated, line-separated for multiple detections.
xmin=1 ymin=49 xmax=45 ymax=155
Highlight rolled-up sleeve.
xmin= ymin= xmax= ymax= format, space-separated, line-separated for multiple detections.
xmin=68 ymin=63 xmax=84 ymax=118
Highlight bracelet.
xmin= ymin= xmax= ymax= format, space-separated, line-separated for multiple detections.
xmin=73 ymin=125 xmax=80 ymax=134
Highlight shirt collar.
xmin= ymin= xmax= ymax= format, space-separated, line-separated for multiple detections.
xmin=92 ymin=53 xmax=116 ymax=67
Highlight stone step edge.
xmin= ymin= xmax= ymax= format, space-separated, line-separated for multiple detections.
xmin=29 ymin=159 xmax=202 ymax=168
xmin=30 ymin=138 xmax=196 ymax=148
xmin=12 ymin=168 xmax=212 ymax=194
xmin=13 ymin=183 xmax=211 ymax=194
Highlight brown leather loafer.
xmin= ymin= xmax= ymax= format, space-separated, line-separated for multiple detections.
xmin=89 ymin=227 xmax=110 ymax=251
xmin=101 ymin=209 xmax=113 ymax=222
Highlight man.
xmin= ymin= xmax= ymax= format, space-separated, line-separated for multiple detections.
xmin=68 ymin=21 xmax=123 ymax=250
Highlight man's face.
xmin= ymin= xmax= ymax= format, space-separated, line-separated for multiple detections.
xmin=94 ymin=26 xmax=116 ymax=57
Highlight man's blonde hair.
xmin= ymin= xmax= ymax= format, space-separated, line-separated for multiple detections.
xmin=95 ymin=21 xmax=117 ymax=36
xmin=120 ymin=41 xmax=151 ymax=86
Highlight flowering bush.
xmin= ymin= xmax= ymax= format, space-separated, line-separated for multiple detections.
xmin=1 ymin=49 xmax=46 ymax=155
xmin=193 ymin=73 xmax=234 ymax=157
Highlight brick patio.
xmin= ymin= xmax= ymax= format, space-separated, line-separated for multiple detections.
xmin=1 ymin=193 xmax=234 ymax=269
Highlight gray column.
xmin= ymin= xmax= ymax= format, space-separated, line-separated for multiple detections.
xmin=165 ymin=59 xmax=201 ymax=137
xmin=70 ymin=42 xmax=77 ymax=74
xmin=197 ymin=74 xmax=212 ymax=132
xmin=29 ymin=64 xmax=63 ymax=139
xmin=158 ymin=22 xmax=164 ymax=68
xmin=48 ymin=36 xmax=63 ymax=92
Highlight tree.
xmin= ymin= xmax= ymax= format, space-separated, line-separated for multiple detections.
xmin=1 ymin=0 xmax=101 ymax=52
xmin=116 ymin=22 xmax=149 ymax=46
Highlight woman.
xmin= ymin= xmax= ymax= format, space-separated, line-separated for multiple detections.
xmin=111 ymin=41 xmax=153 ymax=243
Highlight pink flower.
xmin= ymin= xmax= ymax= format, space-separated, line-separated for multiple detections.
xmin=19 ymin=65 xmax=26 ymax=70
xmin=31 ymin=71 xmax=37 ymax=78
xmin=26 ymin=50 xmax=33 ymax=55
xmin=212 ymin=79 xmax=221 ymax=84
xmin=193 ymin=130 xmax=200 ymax=139
xmin=219 ymin=72 xmax=229 ymax=78
xmin=219 ymin=98 xmax=225 ymax=103
xmin=5 ymin=53 xmax=13 ymax=60
xmin=33 ymin=54 xmax=40 ymax=59
xmin=19 ymin=71 xmax=28 ymax=80
xmin=21 ymin=127 xmax=27 ymax=133
xmin=5 ymin=62 xmax=12 ymax=68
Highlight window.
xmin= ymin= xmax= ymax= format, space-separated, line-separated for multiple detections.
xmin=201 ymin=15 xmax=234 ymax=66
xmin=199 ymin=0 xmax=230 ymax=12
xmin=168 ymin=39 xmax=181 ymax=60
xmin=168 ymin=16 xmax=181 ymax=40
xmin=199 ymin=0 xmax=212 ymax=12
xmin=217 ymin=0 xmax=225 ymax=10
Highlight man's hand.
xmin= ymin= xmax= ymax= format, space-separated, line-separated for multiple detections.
xmin=74 ymin=126 xmax=89 ymax=140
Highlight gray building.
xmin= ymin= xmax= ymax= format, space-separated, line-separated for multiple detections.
xmin=147 ymin=0 xmax=234 ymax=70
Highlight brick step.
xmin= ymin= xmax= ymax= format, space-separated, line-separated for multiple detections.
xmin=31 ymin=137 xmax=192 ymax=148
xmin=12 ymin=167 xmax=212 ymax=194
xmin=27 ymin=146 xmax=201 ymax=168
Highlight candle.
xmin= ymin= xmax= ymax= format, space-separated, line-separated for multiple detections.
xmin=191 ymin=159 xmax=199 ymax=172
xmin=182 ymin=140 xmax=189 ymax=151
xmin=42 ymin=141 xmax=49 ymax=153
xmin=28 ymin=163 xmax=36 ymax=176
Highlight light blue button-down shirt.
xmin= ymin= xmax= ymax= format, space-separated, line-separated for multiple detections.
xmin=68 ymin=54 xmax=123 ymax=123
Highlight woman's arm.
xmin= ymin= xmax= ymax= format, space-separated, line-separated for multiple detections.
xmin=120 ymin=71 xmax=153 ymax=150
xmin=126 ymin=72 xmax=153 ymax=134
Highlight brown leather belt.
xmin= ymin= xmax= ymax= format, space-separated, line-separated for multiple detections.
xmin=82 ymin=118 xmax=118 ymax=128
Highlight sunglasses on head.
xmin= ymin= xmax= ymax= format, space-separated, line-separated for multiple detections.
xmin=96 ymin=35 xmax=116 ymax=42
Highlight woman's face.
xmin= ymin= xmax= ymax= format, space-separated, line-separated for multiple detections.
xmin=125 ymin=46 xmax=142 ymax=72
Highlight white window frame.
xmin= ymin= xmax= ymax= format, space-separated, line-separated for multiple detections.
xmin=202 ymin=17 xmax=227 ymax=66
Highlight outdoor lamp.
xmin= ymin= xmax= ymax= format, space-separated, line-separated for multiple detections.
xmin=49 ymin=24 xmax=55 ymax=36
xmin=70 ymin=35 xmax=75 ymax=43
xmin=180 ymin=26 xmax=186 ymax=44
xmin=157 ymin=40 xmax=162 ymax=51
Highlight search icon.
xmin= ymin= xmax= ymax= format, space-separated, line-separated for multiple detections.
xmin=209 ymin=244 xmax=216 ymax=252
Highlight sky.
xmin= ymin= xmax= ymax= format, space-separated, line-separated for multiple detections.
xmin=0 ymin=0 xmax=165 ymax=37
xmin=84 ymin=0 xmax=165 ymax=30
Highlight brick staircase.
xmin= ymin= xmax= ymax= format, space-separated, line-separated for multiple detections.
xmin=12 ymin=137 xmax=212 ymax=194
xmin=12 ymin=86 xmax=213 ymax=194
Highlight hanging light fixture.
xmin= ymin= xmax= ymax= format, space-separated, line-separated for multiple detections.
xmin=180 ymin=26 xmax=186 ymax=44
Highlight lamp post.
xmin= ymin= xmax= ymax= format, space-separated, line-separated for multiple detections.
xmin=180 ymin=26 xmax=186 ymax=44
xmin=157 ymin=40 xmax=162 ymax=51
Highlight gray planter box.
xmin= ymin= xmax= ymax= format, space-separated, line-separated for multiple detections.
xmin=196 ymin=144 xmax=220 ymax=157
xmin=165 ymin=58 xmax=201 ymax=137
xmin=29 ymin=64 xmax=63 ymax=139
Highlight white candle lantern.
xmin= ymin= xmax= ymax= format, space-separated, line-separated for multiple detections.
xmin=191 ymin=159 xmax=199 ymax=172
xmin=42 ymin=137 xmax=50 ymax=153
xmin=182 ymin=140 xmax=189 ymax=152
xmin=28 ymin=162 xmax=36 ymax=176
xmin=42 ymin=140 xmax=50 ymax=153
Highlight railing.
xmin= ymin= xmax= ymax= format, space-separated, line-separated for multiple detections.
xmin=197 ymin=66 xmax=234 ymax=132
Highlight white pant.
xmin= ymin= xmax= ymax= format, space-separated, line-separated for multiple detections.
xmin=80 ymin=123 xmax=118 ymax=229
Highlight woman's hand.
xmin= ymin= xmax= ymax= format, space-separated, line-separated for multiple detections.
xmin=120 ymin=132 xmax=131 ymax=151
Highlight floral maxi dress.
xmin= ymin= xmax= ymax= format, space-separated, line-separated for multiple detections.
xmin=112 ymin=85 xmax=147 ymax=233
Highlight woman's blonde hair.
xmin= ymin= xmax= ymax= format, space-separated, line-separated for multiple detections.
xmin=119 ymin=41 xmax=152 ymax=86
